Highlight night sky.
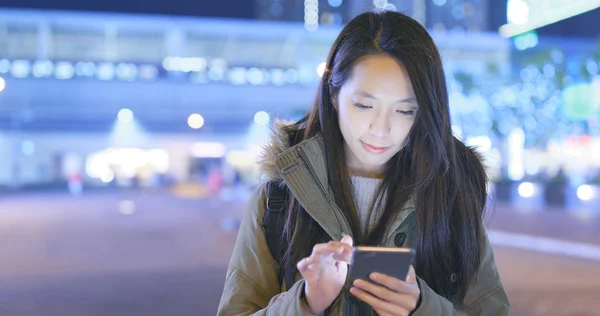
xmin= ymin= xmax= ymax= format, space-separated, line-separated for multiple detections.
xmin=0 ymin=0 xmax=256 ymax=20
xmin=0 ymin=0 xmax=598 ymax=38
xmin=537 ymin=8 xmax=600 ymax=38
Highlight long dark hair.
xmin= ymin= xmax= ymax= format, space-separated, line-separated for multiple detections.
xmin=279 ymin=10 xmax=488 ymax=301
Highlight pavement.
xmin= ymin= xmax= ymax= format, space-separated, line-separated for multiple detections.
xmin=0 ymin=189 xmax=598 ymax=316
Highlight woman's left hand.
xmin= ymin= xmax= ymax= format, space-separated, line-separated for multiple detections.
xmin=350 ymin=265 xmax=421 ymax=316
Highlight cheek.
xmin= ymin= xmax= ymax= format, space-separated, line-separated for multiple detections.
xmin=391 ymin=119 xmax=415 ymax=143
xmin=338 ymin=107 xmax=362 ymax=134
xmin=340 ymin=106 xmax=370 ymax=130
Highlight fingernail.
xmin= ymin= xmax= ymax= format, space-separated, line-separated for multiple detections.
xmin=370 ymin=273 xmax=379 ymax=280
xmin=353 ymin=280 xmax=362 ymax=286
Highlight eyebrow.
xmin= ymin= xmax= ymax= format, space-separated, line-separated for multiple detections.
xmin=356 ymin=91 xmax=418 ymax=105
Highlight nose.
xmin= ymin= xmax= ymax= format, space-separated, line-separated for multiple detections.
xmin=369 ymin=108 xmax=391 ymax=137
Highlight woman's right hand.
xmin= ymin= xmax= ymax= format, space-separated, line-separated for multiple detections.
xmin=297 ymin=235 xmax=354 ymax=315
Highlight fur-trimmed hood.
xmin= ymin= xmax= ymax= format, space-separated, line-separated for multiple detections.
xmin=257 ymin=120 xmax=297 ymax=182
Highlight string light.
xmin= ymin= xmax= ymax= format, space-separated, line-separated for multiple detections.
xmin=304 ymin=0 xmax=319 ymax=32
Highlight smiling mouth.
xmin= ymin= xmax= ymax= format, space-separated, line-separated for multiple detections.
xmin=361 ymin=141 xmax=390 ymax=154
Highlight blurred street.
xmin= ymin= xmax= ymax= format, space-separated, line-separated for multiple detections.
xmin=0 ymin=1 xmax=599 ymax=316
xmin=0 ymin=191 xmax=598 ymax=316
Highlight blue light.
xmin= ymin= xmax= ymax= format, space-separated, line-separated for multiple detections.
xmin=586 ymin=59 xmax=599 ymax=75
xmin=229 ymin=67 xmax=247 ymax=85
xmin=21 ymin=141 xmax=35 ymax=156
xmin=254 ymin=111 xmax=271 ymax=126
xmin=55 ymin=62 xmax=75 ymax=80
xmin=139 ymin=65 xmax=158 ymax=80
xmin=116 ymin=63 xmax=138 ymax=81
xmin=118 ymin=108 xmax=134 ymax=123
xmin=513 ymin=31 xmax=538 ymax=50
xmin=0 ymin=59 xmax=10 ymax=74
xmin=270 ymin=69 xmax=285 ymax=86
xmin=563 ymin=83 xmax=595 ymax=121
xmin=33 ymin=61 xmax=54 ymax=78
xmin=246 ymin=68 xmax=264 ymax=85
xmin=11 ymin=60 xmax=31 ymax=78
xmin=284 ymin=69 xmax=299 ymax=84
xmin=97 ymin=63 xmax=115 ymax=81
xmin=328 ymin=0 xmax=342 ymax=7
xmin=75 ymin=62 xmax=96 ymax=77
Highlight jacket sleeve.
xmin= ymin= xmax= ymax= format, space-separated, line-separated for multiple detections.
xmin=217 ymin=186 xmax=312 ymax=316
xmin=411 ymin=230 xmax=510 ymax=316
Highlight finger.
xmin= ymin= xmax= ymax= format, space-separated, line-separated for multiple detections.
xmin=301 ymin=254 xmax=327 ymax=269
xmin=311 ymin=241 xmax=353 ymax=261
xmin=332 ymin=253 xmax=352 ymax=264
xmin=373 ymin=310 xmax=394 ymax=316
xmin=369 ymin=273 xmax=420 ymax=311
xmin=370 ymin=273 xmax=418 ymax=294
xmin=350 ymin=287 xmax=410 ymax=315
xmin=310 ymin=241 xmax=343 ymax=256
xmin=331 ymin=240 xmax=354 ymax=255
xmin=354 ymin=279 xmax=419 ymax=312
xmin=332 ymin=244 xmax=353 ymax=263
xmin=296 ymin=256 xmax=312 ymax=272
xmin=302 ymin=250 xmax=343 ymax=269
xmin=352 ymin=279 xmax=395 ymax=302
xmin=298 ymin=256 xmax=322 ymax=270
xmin=407 ymin=265 xmax=416 ymax=283
xmin=340 ymin=235 xmax=354 ymax=246
xmin=337 ymin=236 xmax=354 ymax=263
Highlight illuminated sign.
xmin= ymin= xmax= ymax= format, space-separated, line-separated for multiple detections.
xmin=499 ymin=0 xmax=600 ymax=37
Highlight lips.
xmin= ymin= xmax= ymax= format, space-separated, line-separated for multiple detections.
xmin=361 ymin=141 xmax=390 ymax=154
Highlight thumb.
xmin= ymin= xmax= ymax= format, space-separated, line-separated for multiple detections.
xmin=340 ymin=235 xmax=353 ymax=247
xmin=407 ymin=265 xmax=417 ymax=283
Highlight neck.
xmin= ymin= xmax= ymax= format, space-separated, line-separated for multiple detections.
xmin=348 ymin=166 xmax=384 ymax=179
xmin=344 ymin=145 xmax=384 ymax=179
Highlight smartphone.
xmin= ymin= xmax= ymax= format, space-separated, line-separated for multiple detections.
xmin=348 ymin=246 xmax=416 ymax=286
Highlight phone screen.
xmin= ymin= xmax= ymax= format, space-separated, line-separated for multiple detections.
xmin=347 ymin=247 xmax=415 ymax=286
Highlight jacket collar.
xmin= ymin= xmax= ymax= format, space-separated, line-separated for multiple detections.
xmin=273 ymin=134 xmax=354 ymax=241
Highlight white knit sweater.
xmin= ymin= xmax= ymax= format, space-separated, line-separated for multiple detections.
xmin=350 ymin=175 xmax=383 ymax=236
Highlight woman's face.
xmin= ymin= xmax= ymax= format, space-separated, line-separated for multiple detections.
xmin=336 ymin=54 xmax=417 ymax=177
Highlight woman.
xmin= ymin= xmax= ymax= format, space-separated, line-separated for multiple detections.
xmin=218 ymin=10 xmax=510 ymax=316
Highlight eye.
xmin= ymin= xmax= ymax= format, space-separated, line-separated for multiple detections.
xmin=397 ymin=110 xmax=416 ymax=116
xmin=353 ymin=103 xmax=372 ymax=110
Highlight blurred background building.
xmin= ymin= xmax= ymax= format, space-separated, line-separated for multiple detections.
xmin=256 ymin=0 xmax=493 ymax=32
xmin=0 ymin=1 xmax=599 ymax=315
xmin=0 ymin=3 xmax=514 ymax=194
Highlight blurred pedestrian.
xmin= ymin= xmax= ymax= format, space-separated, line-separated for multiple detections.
xmin=67 ymin=172 xmax=83 ymax=196
xmin=207 ymin=166 xmax=223 ymax=196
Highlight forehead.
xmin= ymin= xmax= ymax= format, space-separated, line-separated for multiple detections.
xmin=343 ymin=54 xmax=414 ymax=97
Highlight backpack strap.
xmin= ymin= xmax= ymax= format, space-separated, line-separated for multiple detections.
xmin=262 ymin=128 xmax=303 ymax=292
xmin=262 ymin=180 xmax=295 ymax=291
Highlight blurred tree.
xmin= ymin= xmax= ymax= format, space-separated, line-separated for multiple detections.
xmin=451 ymin=46 xmax=600 ymax=149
